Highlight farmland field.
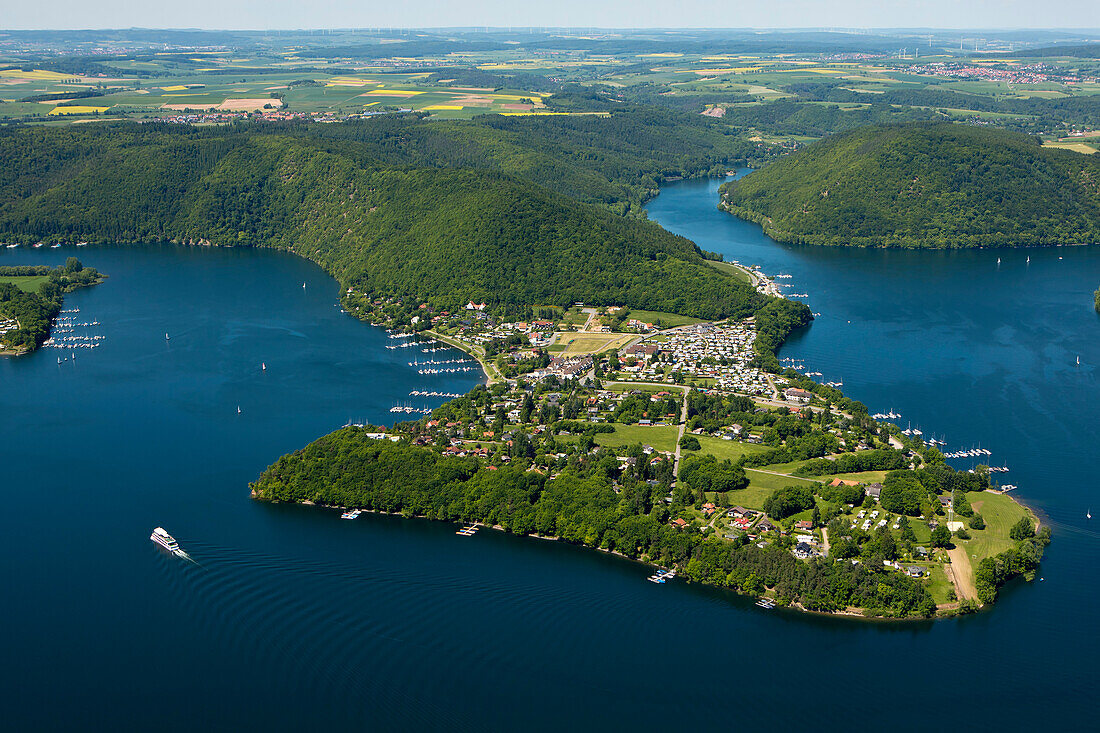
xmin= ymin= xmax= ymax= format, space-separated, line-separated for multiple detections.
xmin=1042 ymin=141 xmax=1098 ymax=154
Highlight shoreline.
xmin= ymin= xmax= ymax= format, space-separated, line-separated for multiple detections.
xmin=423 ymin=328 xmax=498 ymax=384
xmin=0 ymin=271 xmax=106 ymax=357
xmin=257 ymin=494 xmax=949 ymax=622
xmin=717 ymin=200 xmax=1096 ymax=250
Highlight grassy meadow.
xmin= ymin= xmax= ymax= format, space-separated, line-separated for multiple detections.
xmin=0 ymin=275 xmax=49 ymax=293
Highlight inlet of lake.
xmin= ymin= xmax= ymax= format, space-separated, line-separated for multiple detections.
xmin=2 ymin=174 xmax=1097 ymax=730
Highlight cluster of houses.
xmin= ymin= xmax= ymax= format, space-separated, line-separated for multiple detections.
xmin=528 ymin=355 xmax=594 ymax=382
xmin=151 ymin=107 xmax=411 ymax=126
xmin=621 ymin=322 xmax=771 ymax=394
xmin=443 ymin=315 xmax=557 ymax=349
xmin=0 ymin=316 xmax=17 ymax=338
xmin=906 ymin=61 xmax=1094 ymax=85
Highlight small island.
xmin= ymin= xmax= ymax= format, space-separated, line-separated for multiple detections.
xmin=252 ymin=302 xmax=1048 ymax=620
xmin=0 ymin=258 xmax=104 ymax=355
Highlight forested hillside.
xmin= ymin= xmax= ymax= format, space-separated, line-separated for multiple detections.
xmin=719 ymin=122 xmax=1100 ymax=248
xmin=295 ymin=99 xmax=761 ymax=215
xmin=0 ymin=121 xmax=776 ymax=319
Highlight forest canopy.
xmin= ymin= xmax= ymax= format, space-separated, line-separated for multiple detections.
xmin=719 ymin=122 xmax=1100 ymax=248
xmin=0 ymin=119 xmax=797 ymax=321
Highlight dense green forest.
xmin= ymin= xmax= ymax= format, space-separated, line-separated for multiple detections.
xmin=293 ymin=95 xmax=764 ymax=215
xmin=719 ymin=122 xmax=1100 ymax=248
xmin=0 ymin=119 xmax=795 ymax=320
xmin=0 ymin=258 xmax=102 ymax=351
xmin=251 ymin=428 xmax=937 ymax=618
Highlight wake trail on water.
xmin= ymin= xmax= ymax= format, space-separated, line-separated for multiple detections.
xmin=175 ymin=549 xmax=201 ymax=566
xmin=1040 ymin=519 xmax=1100 ymax=543
xmin=152 ymin=540 xmax=487 ymax=727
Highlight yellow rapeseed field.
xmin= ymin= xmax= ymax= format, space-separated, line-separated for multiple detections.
xmin=48 ymin=106 xmax=109 ymax=115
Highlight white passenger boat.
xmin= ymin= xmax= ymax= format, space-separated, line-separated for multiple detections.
xmin=150 ymin=527 xmax=183 ymax=554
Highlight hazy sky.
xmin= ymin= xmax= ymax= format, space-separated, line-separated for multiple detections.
xmin=4 ymin=1 xmax=1100 ymax=32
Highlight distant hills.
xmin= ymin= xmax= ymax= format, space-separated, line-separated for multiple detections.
xmin=719 ymin=122 xmax=1100 ymax=248
xmin=1012 ymin=44 xmax=1100 ymax=58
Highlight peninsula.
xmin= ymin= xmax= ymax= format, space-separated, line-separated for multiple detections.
xmin=0 ymin=259 xmax=104 ymax=355
xmin=252 ymin=305 xmax=1048 ymax=619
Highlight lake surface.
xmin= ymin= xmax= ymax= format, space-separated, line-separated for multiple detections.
xmin=2 ymin=179 xmax=1098 ymax=730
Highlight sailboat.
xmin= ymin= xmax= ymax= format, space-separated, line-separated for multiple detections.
xmin=997 ymin=257 xmax=1001 ymax=265
xmin=302 ymin=282 xmax=306 ymax=289
xmin=1026 ymin=256 xmax=1030 ymax=264
xmin=165 ymin=332 xmax=170 ymax=341
xmin=1087 ymin=508 xmax=1092 ymax=520
xmin=237 ymin=405 xmax=242 ymax=415
xmin=262 ymin=362 xmax=267 ymax=371
xmin=1077 ymin=356 xmax=1081 ymax=367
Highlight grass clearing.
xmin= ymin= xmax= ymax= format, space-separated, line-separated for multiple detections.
xmin=0 ymin=275 xmax=49 ymax=292
xmin=753 ymin=458 xmax=814 ymax=474
xmin=559 ymin=333 xmax=636 ymax=355
xmin=625 ymin=309 xmax=704 ymax=328
xmin=959 ymin=491 xmax=1033 ymax=561
xmin=722 ymin=482 xmax=785 ymax=511
xmin=695 ymin=434 xmax=770 ymax=463
xmin=705 ymin=260 xmax=752 ymax=284
xmin=594 ymin=423 xmax=679 ymax=453
xmin=926 ymin=564 xmax=955 ymax=605
xmin=744 ymin=468 xmax=819 ymax=494
xmin=809 ymin=470 xmax=888 ymax=484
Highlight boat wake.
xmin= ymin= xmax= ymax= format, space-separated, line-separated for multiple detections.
xmin=175 ymin=549 xmax=201 ymax=566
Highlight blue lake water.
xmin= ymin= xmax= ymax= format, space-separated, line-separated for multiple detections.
xmin=2 ymin=178 xmax=1098 ymax=730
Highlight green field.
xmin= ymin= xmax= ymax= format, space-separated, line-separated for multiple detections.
xmin=594 ymin=423 xmax=679 ymax=453
xmin=926 ymin=564 xmax=955 ymax=605
xmin=626 ymin=310 xmax=706 ymax=328
xmin=744 ymin=468 xmax=819 ymax=494
xmin=704 ymin=260 xmax=752 ymax=284
xmin=559 ymin=332 xmax=636 ymax=356
xmin=0 ymin=275 xmax=48 ymax=292
xmin=958 ymin=491 xmax=1034 ymax=560
xmin=560 ymin=308 xmax=589 ymax=326
xmin=751 ymin=458 xmax=814 ymax=474
xmin=720 ymin=478 xmax=805 ymax=511
xmin=694 ymin=434 xmax=770 ymax=462
xmin=807 ymin=470 xmax=889 ymax=484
